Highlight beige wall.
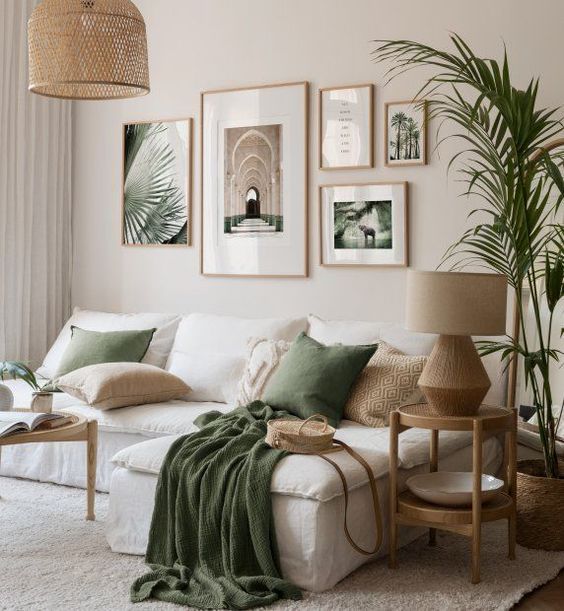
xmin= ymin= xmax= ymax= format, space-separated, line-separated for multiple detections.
xmin=72 ymin=0 xmax=564 ymax=329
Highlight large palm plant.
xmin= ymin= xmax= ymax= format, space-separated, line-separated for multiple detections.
xmin=124 ymin=123 xmax=187 ymax=245
xmin=373 ymin=34 xmax=564 ymax=478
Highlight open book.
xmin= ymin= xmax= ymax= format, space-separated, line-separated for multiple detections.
xmin=0 ymin=411 xmax=72 ymax=439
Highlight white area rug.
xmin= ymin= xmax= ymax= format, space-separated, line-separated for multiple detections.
xmin=1 ymin=477 xmax=563 ymax=611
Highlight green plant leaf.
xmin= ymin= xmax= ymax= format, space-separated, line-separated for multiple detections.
xmin=123 ymin=124 xmax=187 ymax=245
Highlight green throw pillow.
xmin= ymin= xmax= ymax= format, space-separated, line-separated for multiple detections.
xmin=54 ymin=326 xmax=156 ymax=378
xmin=262 ymin=332 xmax=377 ymax=427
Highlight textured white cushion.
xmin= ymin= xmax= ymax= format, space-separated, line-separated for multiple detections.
xmin=38 ymin=308 xmax=181 ymax=378
xmin=308 ymin=314 xmax=436 ymax=356
xmin=165 ymin=313 xmax=307 ymax=403
xmin=235 ymin=337 xmax=290 ymax=405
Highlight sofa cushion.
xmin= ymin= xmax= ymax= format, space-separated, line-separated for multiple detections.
xmin=110 ymin=420 xmax=490 ymax=503
xmin=307 ymin=315 xmax=507 ymax=405
xmin=308 ymin=314 xmax=436 ymax=355
xmin=1 ymin=378 xmax=231 ymax=437
xmin=56 ymin=363 xmax=191 ymax=410
xmin=262 ymin=333 xmax=377 ymax=427
xmin=344 ymin=341 xmax=427 ymax=427
xmin=165 ymin=313 xmax=308 ymax=403
xmin=54 ymin=327 xmax=156 ymax=378
xmin=235 ymin=337 xmax=291 ymax=406
xmin=38 ymin=308 xmax=181 ymax=378
xmin=167 ymin=351 xmax=245 ymax=403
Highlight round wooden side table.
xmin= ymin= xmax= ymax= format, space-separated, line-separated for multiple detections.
xmin=0 ymin=412 xmax=98 ymax=520
xmin=388 ymin=403 xmax=517 ymax=584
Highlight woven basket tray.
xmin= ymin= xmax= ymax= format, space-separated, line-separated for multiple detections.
xmin=266 ymin=415 xmax=336 ymax=454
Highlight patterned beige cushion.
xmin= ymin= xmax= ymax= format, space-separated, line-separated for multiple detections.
xmin=344 ymin=341 xmax=427 ymax=427
xmin=236 ymin=337 xmax=291 ymax=406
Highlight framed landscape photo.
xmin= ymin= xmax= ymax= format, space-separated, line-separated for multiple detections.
xmin=319 ymin=84 xmax=373 ymax=170
xmin=385 ymin=101 xmax=427 ymax=166
xmin=319 ymin=182 xmax=408 ymax=267
xmin=201 ymin=82 xmax=308 ymax=277
xmin=122 ymin=118 xmax=192 ymax=246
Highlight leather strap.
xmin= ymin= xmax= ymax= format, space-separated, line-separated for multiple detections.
xmin=312 ymin=439 xmax=382 ymax=556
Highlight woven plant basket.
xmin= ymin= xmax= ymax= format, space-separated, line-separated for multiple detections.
xmin=516 ymin=459 xmax=564 ymax=551
xmin=266 ymin=415 xmax=336 ymax=454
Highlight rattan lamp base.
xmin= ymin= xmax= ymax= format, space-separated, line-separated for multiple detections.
xmin=418 ymin=334 xmax=490 ymax=416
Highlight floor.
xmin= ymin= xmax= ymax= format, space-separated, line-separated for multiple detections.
xmin=3 ymin=476 xmax=564 ymax=611
xmin=515 ymin=571 xmax=564 ymax=610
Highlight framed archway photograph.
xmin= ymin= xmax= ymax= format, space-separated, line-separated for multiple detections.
xmin=201 ymin=82 xmax=309 ymax=277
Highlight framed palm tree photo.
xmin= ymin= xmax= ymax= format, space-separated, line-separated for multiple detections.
xmin=384 ymin=101 xmax=427 ymax=166
xmin=122 ymin=118 xmax=192 ymax=246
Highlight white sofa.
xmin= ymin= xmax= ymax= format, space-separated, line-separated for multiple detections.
xmin=0 ymin=309 xmax=507 ymax=592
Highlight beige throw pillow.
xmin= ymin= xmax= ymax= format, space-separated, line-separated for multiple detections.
xmin=56 ymin=362 xmax=191 ymax=410
xmin=236 ymin=337 xmax=290 ymax=406
xmin=344 ymin=341 xmax=427 ymax=427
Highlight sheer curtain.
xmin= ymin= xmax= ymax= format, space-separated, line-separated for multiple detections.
xmin=0 ymin=0 xmax=72 ymax=366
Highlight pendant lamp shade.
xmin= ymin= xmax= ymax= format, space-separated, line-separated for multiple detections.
xmin=28 ymin=0 xmax=150 ymax=100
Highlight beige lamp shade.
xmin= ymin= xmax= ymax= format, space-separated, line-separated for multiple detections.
xmin=28 ymin=0 xmax=150 ymax=100
xmin=406 ymin=270 xmax=507 ymax=336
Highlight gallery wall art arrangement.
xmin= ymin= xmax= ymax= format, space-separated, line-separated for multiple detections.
xmin=121 ymin=81 xmax=428 ymax=276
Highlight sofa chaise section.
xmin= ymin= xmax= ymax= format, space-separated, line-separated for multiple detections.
xmin=106 ymin=425 xmax=503 ymax=592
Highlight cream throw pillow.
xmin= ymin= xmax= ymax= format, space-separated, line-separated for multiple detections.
xmin=236 ymin=337 xmax=290 ymax=406
xmin=56 ymin=362 xmax=191 ymax=410
xmin=344 ymin=341 xmax=427 ymax=427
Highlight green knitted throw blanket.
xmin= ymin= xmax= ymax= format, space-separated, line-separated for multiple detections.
xmin=130 ymin=401 xmax=302 ymax=609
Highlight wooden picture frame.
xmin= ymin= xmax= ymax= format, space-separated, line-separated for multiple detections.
xmin=200 ymin=82 xmax=309 ymax=277
xmin=318 ymin=83 xmax=374 ymax=170
xmin=121 ymin=117 xmax=192 ymax=247
xmin=384 ymin=100 xmax=427 ymax=167
xmin=319 ymin=181 xmax=409 ymax=267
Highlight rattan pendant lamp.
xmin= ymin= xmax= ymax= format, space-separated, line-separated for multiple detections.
xmin=28 ymin=0 xmax=150 ymax=100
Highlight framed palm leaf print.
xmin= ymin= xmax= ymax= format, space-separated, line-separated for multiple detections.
xmin=122 ymin=118 xmax=192 ymax=246
xmin=385 ymin=101 xmax=427 ymax=166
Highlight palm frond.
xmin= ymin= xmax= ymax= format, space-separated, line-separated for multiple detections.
xmin=373 ymin=34 xmax=564 ymax=478
xmin=124 ymin=124 xmax=187 ymax=244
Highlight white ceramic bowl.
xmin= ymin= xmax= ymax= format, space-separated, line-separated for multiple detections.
xmin=406 ymin=472 xmax=504 ymax=507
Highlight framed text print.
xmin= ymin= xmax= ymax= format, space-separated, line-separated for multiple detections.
xmin=319 ymin=182 xmax=408 ymax=267
xmin=319 ymin=84 xmax=374 ymax=169
xmin=122 ymin=118 xmax=192 ymax=246
xmin=201 ymin=82 xmax=309 ymax=277
xmin=385 ymin=100 xmax=427 ymax=166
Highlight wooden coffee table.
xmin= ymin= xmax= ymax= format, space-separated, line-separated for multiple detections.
xmin=0 ymin=412 xmax=98 ymax=520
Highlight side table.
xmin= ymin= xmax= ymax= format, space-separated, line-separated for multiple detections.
xmin=0 ymin=412 xmax=98 ymax=520
xmin=389 ymin=404 xmax=517 ymax=584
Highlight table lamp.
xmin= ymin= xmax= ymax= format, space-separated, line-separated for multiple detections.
xmin=406 ymin=270 xmax=507 ymax=416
